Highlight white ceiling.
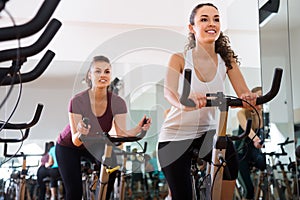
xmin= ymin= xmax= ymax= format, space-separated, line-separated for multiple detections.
xmin=0 ymin=0 xmax=229 ymax=78
xmin=0 ymin=0 xmax=296 ymax=78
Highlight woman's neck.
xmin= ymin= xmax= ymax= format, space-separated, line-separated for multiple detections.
xmin=89 ymin=87 xmax=107 ymax=101
xmin=194 ymin=42 xmax=215 ymax=58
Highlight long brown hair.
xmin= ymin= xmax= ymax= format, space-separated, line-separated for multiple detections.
xmin=185 ymin=3 xmax=240 ymax=70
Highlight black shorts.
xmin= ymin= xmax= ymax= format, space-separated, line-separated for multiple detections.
xmin=158 ymin=131 xmax=239 ymax=180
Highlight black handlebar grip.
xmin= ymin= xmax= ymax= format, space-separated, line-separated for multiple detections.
xmin=277 ymin=137 xmax=294 ymax=146
xmin=259 ymin=137 xmax=265 ymax=145
xmin=1 ymin=50 xmax=55 ymax=85
xmin=138 ymin=117 xmax=148 ymax=139
xmin=143 ymin=142 xmax=148 ymax=153
xmin=180 ymin=69 xmax=196 ymax=107
xmin=245 ymin=119 xmax=252 ymax=138
xmin=230 ymin=119 xmax=252 ymax=141
xmin=0 ymin=0 xmax=61 ymax=42
xmin=206 ymin=100 xmax=213 ymax=107
xmin=0 ymin=19 xmax=62 ymax=62
xmin=256 ymin=68 xmax=283 ymax=105
xmin=0 ymin=128 xmax=30 ymax=143
xmin=1 ymin=104 xmax=43 ymax=129
xmin=82 ymin=117 xmax=90 ymax=128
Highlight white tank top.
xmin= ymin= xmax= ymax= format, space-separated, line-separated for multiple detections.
xmin=158 ymin=50 xmax=227 ymax=142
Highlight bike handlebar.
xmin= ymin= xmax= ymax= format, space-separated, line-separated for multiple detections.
xmin=115 ymin=142 xmax=148 ymax=156
xmin=0 ymin=0 xmax=61 ymax=42
xmin=0 ymin=19 xmax=61 ymax=62
xmin=180 ymin=68 xmax=283 ymax=107
xmin=0 ymin=104 xmax=43 ymax=129
xmin=79 ymin=128 xmax=147 ymax=144
xmin=3 ymin=143 xmax=44 ymax=157
xmin=79 ymin=118 xmax=148 ymax=144
xmin=0 ymin=128 xmax=30 ymax=143
xmin=230 ymin=119 xmax=252 ymax=141
xmin=180 ymin=68 xmax=282 ymax=142
xmin=1 ymin=50 xmax=55 ymax=85
xmin=277 ymin=137 xmax=294 ymax=146
xmin=263 ymin=151 xmax=288 ymax=157
xmin=263 ymin=138 xmax=294 ymax=158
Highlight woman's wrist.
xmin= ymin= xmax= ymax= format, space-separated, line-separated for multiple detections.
xmin=251 ymin=134 xmax=260 ymax=143
xmin=72 ymin=132 xmax=83 ymax=146
xmin=135 ymin=125 xmax=142 ymax=135
xmin=121 ymin=127 xmax=139 ymax=137
xmin=77 ymin=132 xmax=82 ymax=141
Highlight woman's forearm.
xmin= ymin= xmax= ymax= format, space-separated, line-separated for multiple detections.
xmin=72 ymin=132 xmax=83 ymax=146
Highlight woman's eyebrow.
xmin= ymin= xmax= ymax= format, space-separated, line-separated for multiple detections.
xmin=200 ymin=14 xmax=220 ymax=18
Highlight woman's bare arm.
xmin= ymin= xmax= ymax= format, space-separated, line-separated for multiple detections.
xmin=113 ymin=114 xmax=150 ymax=137
xmin=69 ymin=112 xmax=89 ymax=146
xmin=164 ymin=53 xmax=184 ymax=109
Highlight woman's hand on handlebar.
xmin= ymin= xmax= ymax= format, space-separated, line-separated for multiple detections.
xmin=239 ymin=92 xmax=259 ymax=109
xmin=138 ymin=116 xmax=151 ymax=133
xmin=77 ymin=119 xmax=90 ymax=136
xmin=181 ymin=92 xmax=206 ymax=111
xmin=252 ymin=134 xmax=263 ymax=149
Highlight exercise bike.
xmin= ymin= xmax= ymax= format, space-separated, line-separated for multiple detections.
xmin=79 ymin=118 xmax=148 ymax=200
xmin=180 ymin=67 xmax=283 ymax=200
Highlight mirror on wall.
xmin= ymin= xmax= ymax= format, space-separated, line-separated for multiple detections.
xmin=289 ymin=0 xmax=300 ymax=197
xmin=259 ymin=0 xmax=299 ymax=198
xmin=2 ymin=0 xmax=298 ymax=199
xmin=288 ymin=0 xmax=300 ymax=146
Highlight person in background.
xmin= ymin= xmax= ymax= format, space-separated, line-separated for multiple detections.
xmin=148 ymin=151 xmax=159 ymax=180
xmin=46 ymin=144 xmax=61 ymax=200
xmin=148 ymin=150 xmax=169 ymax=200
xmin=143 ymin=153 xmax=154 ymax=194
xmin=235 ymin=86 xmax=266 ymax=200
xmin=55 ymin=55 xmax=151 ymax=200
xmin=157 ymin=3 xmax=259 ymax=199
xmin=37 ymin=141 xmax=54 ymax=200
xmin=131 ymin=148 xmax=144 ymax=193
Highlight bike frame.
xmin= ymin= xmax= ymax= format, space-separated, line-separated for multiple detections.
xmin=210 ymin=102 xmax=231 ymax=199
xmin=80 ymin=119 xmax=148 ymax=200
xmin=3 ymin=143 xmax=42 ymax=200
xmin=97 ymin=141 xmax=147 ymax=200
